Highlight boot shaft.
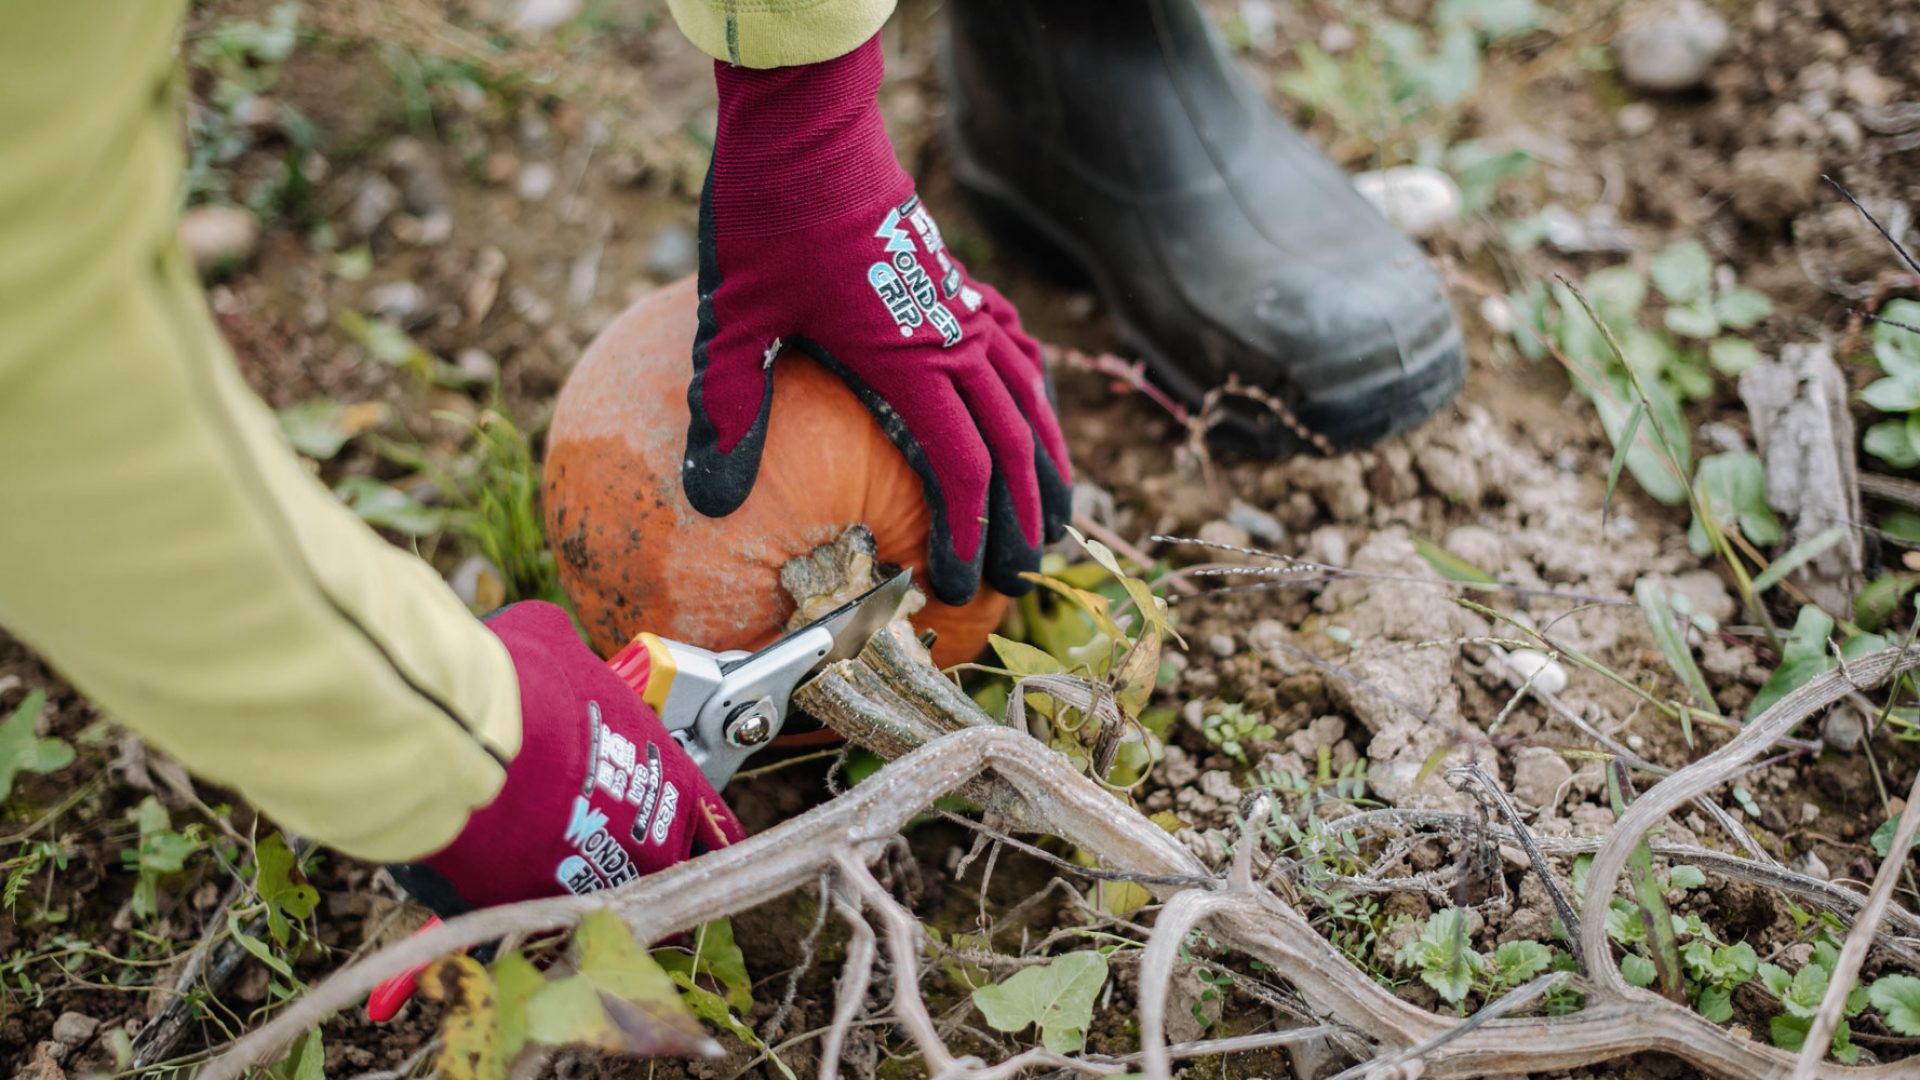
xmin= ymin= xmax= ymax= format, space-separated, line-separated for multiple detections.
xmin=945 ymin=0 xmax=1258 ymax=190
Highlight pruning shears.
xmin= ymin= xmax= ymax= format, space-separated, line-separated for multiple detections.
xmin=365 ymin=571 xmax=912 ymax=1023
xmin=606 ymin=569 xmax=912 ymax=786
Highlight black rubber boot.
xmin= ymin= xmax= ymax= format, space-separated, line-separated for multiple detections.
xmin=943 ymin=0 xmax=1465 ymax=454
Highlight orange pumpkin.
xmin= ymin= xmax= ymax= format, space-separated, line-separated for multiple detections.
xmin=543 ymin=276 xmax=1009 ymax=670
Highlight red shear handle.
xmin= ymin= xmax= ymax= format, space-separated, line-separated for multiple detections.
xmin=365 ymin=916 xmax=441 ymax=1023
xmin=606 ymin=633 xmax=675 ymax=712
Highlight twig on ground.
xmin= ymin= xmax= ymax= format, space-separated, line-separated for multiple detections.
xmin=1137 ymin=889 xmax=1238 ymax=1080
xmin=1326 ymin=972 xmax=1572 ymax=1080
xmin=1793 ymin=742 xmax=1920 ymax=1075
xmin=819 ymin=889 xmax=878 ymax=1080
xmin=762 ymin=870 xmax=834 ymax=1044
xmin=834 ymin=848 xmax=960 ymax=1076
xmin=1449 ymin=763 xmax=1585 ymax=972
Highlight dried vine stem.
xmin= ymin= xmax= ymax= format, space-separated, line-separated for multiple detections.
xmin=1795 ymin=740 xmax=1920 ymax=1075
xmin=1577 ymin=645 xmax=1920 ymax=988
xmin=207 ymin=635 xmax=1920 ymax=1080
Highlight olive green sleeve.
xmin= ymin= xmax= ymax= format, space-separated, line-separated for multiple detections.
xmin=0 ymin=2 xmax=522 ymax=863
xmin=666 ymin=0 xmax=896 ymax=67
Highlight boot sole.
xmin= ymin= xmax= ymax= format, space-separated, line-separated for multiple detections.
xmin=949 ymin=142 xmax=1465 ymax=457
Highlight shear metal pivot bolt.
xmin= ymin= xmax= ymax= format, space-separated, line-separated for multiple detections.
xmin=723 ymin=697 xmax=779 ymax=748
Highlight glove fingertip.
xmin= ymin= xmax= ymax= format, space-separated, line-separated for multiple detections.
xmin=681 ymin=401 xmax=771 ymax=518
xmin=981 ymin=474 xmax=1044 ymax=599
xmin=926 ymin=541 xmax=985 ymax=606
xmin=1036 ymin=449 xmax=1073 ymax=544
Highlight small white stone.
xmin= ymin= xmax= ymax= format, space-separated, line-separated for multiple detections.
xmin=1208 ymin=634 xmax=1237 ymax=658
xmin=1506 ymin=649 xmax=1569 ymax=696
xmin=1617 ymin=102 xmax=1659 ymax=136
xmin=365 ymin=281 xmax=424 ymax=320
xmin=1614 ymin=0 xmax=1730 ymax=93
xmin=50 ymin=1012 xmax=99 ymax=1047
xmin=515 ymin=160 xmax=557 ymax=202
xmin=1225 ymin=499 xmax=1284 ymax=544
xmin=1353 ymin=166 xmax=1461 ymax=240
xmin=177 ymin=205 xmax=259 ymax=276
xmin=450 ymin=555 xmax=505 ymax=611
xmin=511 ymin=0 xmax=580 ymax=32
xmin=1792 ymin=850 xmax=1831 ymax=882
xmin=1478 ymin=295 xmax=1514 ymax=335
xmin=1626 ymin=733 xmax=1646 ymax=752
xmin=456 ymin=348 xmax=499 ymax=383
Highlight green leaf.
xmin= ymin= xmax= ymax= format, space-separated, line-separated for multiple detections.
xmin=1884 ymin=511 xmax=1920 ymax=543
xmin=1651 ymin=242 xmax=1715 ymax=304
xmin=1697 ymin=984 xmax=1733 ymax=1023
xmin=1770 ymin=1012 xmax=1811 ymax=1051
xmin=334 ymin=475 xmax=447 ymax=537
xmin=1588 ymin=371 xmax=1689 ymax=506
xmin=1687 ymin=452 xmax=1781 ymax=557
xmin=1492 ymin=940 xmax=1551 ymax=985
xmin=1869 ymin=815 xmax=1914 ymax=859
xmin=1583 ymin=266 xmax=1650 ymax=322
xmin=0 ymin=691 xmax=74 ymax=801
xmin=1445 ymin=143 xmax=1535 ymax=214
xmin=1864 ymin=419 xmax=1920 ymax=468
xmin=989 ymin=635 xmax=1066 ymax=678
xmin=277 ymin=399 xmax=390 ymax=461
xmin=1603 ymin=398 xmax=1645 ymax=525
xmin=493 ymin=952 xmax=542 ymax=1070
xmin=268 ymin=1029 xmax=326 ymax=1080
xmin=1707 ymin=337 xmax=1762 ymax=376
xmin=1664 ymin=302 xmax=1721 ymax=340
xmin=1856 ymin=573 xmax=1920 ymax=631
xmin=524 ymin=910 xmax=710 ymax=1057
xmin=1619 ymin=952 xmax=1657 ymax=987
xmin=419 ymin=952 xmax=514 ymax=1080
xmin=1411 ymin=535 xmax=1497 ymax=585
xmin=1860 ymin=376 xmax=1920 ymax=413
xmin=255 ymin=833 xmax=318 ymax=947
xmin=1750 ymin=606 xmax=1836 ymax=717
xmin=970 ymin=950 xmax=1109 ymax=1054
xmin=1785 ymin=962 xmax=1831 ymax=1017
xmin=1752 ymin=527 xmax=1846 ymax=595
xmin=1715 ymin=287 xmax=1774 ymax=330
xmin=329 ymin=245 xmax=373 ymax=281
xmin=1605 ymin=900 xmax=1646 ymax=946
xmin=1665 ymin=865 xmax=1706 ymax=892
xmin=668 ymin=974 xmax=759 ymax=1044
xmin=1874 ymin=299 xmax=1920 ymax=382
xmin=229 ymin=911 xmax=294 ymax=978
xmin=693 ymin=919 xmax=752 ymax=1012
xmin=1715 ymin=942 xmax=1759 ymax=986
xmin=1871 ymin=974 xmax=1920 ymax=1035
xmin=1399 ymin=909 xmax=1483 ymax=1006
xmin=1833 ymin=1019 xmax=1861 ymax=1064
xmin=1634 ymin=578 xmax=1719 ymax=723
xmin=1759 ymin=962 xmax=1794 ymax=1000
xmin=338 ymin=310 xmax=434 ymax=371
xmin=1434 ymin=0 xmax=1542 ymax=35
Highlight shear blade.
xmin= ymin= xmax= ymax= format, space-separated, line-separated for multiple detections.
xmin=800 ymin=569 xmax=915 ymax=673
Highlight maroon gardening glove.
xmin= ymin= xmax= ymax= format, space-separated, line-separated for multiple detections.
xmin=681 ymin=33 xmax=1073 ymax=607
xmin=389 ymin=602 xmax=743 ymax=915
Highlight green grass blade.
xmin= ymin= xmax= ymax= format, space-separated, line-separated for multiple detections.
xmin=1603 ymin=399 xmax=1645 ymax=528
xmin=1610 ymin=765 xmax=1686 ymax=1003
xmin=1751 ymin=527 xmax=1846 ymax=596
xmin=1412 ymin=535 xmax=1498 ymax=585
xmin=1633 ymin=577 xmax=1721 ymax=745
